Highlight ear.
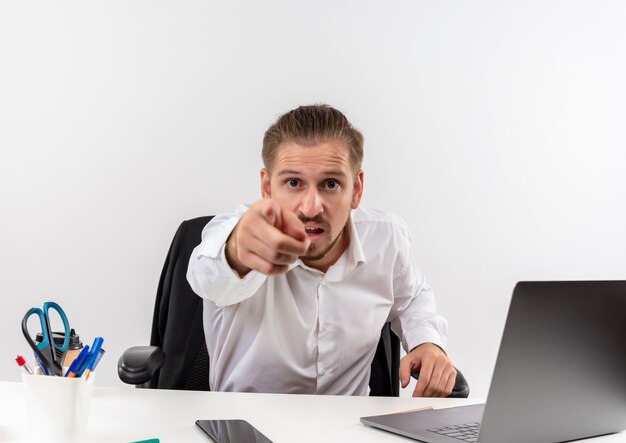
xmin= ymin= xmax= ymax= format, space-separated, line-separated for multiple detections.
xmin=351 ymin=170 xmax=364 ymax=209
xmin=260 ymin=168 xmax=271 ymax=198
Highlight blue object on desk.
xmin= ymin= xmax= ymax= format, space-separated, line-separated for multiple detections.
xmin=33 ymin=353 xmax=48 ymax=375
xmin=76 ymin=337 xmax=105 ymax=378
xmin=21 ymin=302 xmax=70 ymax=377
xmin=93 ymin=348 xmax=105 ymax=369
xmin=65 ymin=345 xmax=90 ymax=377
xmin=85 ymin=337 xmax=104 ymax=372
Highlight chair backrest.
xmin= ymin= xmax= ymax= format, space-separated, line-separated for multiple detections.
xmin=149 ymin=216 xmax=401 ymax=395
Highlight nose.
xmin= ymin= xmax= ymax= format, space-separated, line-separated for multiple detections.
xmin=299 ymin=188 xmax=323 ymax=217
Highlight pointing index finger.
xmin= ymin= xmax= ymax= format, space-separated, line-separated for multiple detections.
xmin=281 ymin=207 xmax=309 ymax=244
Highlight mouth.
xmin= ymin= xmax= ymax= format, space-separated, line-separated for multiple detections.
xmin=304 ymin=226 xmax=325 ymax=239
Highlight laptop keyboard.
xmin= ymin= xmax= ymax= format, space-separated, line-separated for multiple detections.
xmin=427 ymin=422 xmax=480 ymax=442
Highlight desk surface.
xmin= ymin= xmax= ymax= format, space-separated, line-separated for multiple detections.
xmin=1 ymin=381 xmax=624 ymax=443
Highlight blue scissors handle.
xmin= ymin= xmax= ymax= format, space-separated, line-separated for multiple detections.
xmin=42 ymin=302 xmax=70 ymax=354
xmin=21 ymin=302 xmax=70 ymax=376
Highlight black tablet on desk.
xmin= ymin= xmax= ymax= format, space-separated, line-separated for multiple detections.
xmin=195 ymin=419 xmax=273 ymax=443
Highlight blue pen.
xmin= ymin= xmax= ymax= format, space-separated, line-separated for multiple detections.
xmin=65 ymin=345 xmax=90 ymax=377
xmin=92 ymin=348 xmax=105 ymax=371
xmin=33 ymin=354 xmax=48 ymax=375
xmin=86 ymin=337 xmax=103 ymax=370
xmin=80 ymin=337 xmax=103 ymax=378
xmin=84 ymin=349 xmax=105 ymax=380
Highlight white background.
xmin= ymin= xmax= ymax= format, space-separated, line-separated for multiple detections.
xmin=1 ymin=0 xmax=625 ymax=399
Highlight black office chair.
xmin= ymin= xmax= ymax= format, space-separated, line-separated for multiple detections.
xmin=118 ymin=216 xmax=469 ymax=397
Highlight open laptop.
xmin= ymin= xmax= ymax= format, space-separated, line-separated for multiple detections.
xmin=361 ymin=281 xmax=626 ymax=443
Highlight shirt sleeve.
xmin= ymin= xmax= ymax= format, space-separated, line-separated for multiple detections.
xmin=387 ymin=228 xmax=448 ymax=354
xmin=186 ymin=205 xmax=267 ymax=307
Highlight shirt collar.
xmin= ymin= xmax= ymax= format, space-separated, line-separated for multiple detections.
xmin=345 ymin=214 xmax=367 ymax=269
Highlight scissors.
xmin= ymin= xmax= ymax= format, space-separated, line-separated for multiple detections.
xmin=21 ymin=302 xmax=70 ymax=376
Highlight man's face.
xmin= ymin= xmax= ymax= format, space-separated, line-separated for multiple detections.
xmin=261 ymin=140 xmax=364 ymax=271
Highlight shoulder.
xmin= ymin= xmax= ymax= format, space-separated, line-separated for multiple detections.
xmin=351 ymin=207 xmax=413 ymax=241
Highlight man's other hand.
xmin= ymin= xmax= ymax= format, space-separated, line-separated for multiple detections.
xmin=225 ymin=199 xmax=310 ymax=277
xmin=399 ymin=342 xmax=456 ymax=397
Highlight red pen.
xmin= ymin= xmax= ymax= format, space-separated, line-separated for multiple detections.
xmin=15 ymin=355 xmax=34 ymax=375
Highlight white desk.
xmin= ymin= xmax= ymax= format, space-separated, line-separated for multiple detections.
xmin=0 ymin=381 xmax=624 ymax=442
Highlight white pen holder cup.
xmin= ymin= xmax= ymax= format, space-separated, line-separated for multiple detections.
xmin=22 ymin=371 xmax=95 ymax=443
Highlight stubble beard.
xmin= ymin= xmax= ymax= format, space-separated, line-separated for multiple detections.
xmin=301 ymin=229 xmax=343 ymax=262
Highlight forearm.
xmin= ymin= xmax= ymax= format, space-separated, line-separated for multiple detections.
xmin=390 ymin=262 xmax=448 ymax=353
xmin=186 ymin=207 xmax=266 ymax=306
xmin=189 ymin=242 xmax=265 ymax=305
xmin=393 ymin=310 xmax=448 ymax=355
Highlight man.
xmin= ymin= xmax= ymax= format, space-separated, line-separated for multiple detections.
xmin=187 ymin=104 xmax=456 ymax=397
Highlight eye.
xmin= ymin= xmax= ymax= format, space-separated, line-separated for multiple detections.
xmin=286 ymin=179 xmax=300 ymax=188
xmin=324 ymin=180 xmax=339 ymax=190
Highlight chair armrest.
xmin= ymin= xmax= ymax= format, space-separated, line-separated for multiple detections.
xmin=117 ymin=346 xmax=166 ymax=386
xmin=411 ymin=367 xmax=470 ymax=398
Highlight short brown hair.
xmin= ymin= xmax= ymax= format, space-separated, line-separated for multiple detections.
xmin=262 ymin=104 xmax=364 ymax=174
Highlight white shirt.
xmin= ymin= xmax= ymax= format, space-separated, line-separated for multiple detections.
xmin=187 ymin=205 xmax=448 ymax=396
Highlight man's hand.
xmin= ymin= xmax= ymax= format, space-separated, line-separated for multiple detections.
xmin=225 ymin=199 xmax=310 ymax=277
xmin=399 ymin=343 xmax=456 ymax=397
